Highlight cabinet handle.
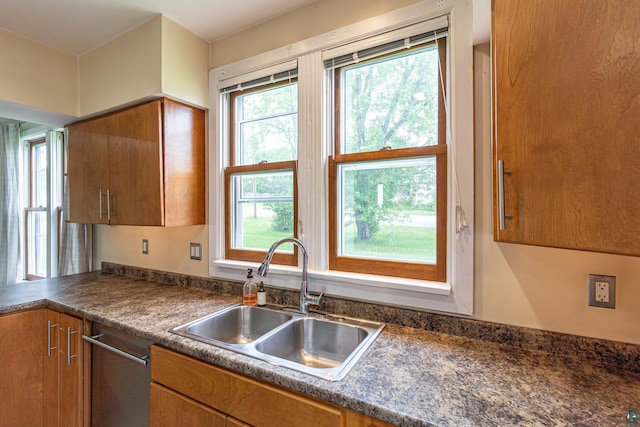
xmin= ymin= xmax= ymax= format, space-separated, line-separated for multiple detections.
xmin=47 ymin=320 xmax=57 ymax=356
xmin=67 ymin=327 xmax=77 ymax=366
xmin=106 ymin=189 xmax=111 ymax=221
xmin=498 ymin=160 xmax=513 ymax=230
xmin=99 ymin=190 xmax=103 ymax=219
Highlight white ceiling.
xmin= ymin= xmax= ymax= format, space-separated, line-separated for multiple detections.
xmin=0 ymin=0 xmax=316 ymax=55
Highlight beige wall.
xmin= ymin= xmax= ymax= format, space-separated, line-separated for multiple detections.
xmin=209 ymin=0 xmax=421 ymax=67
xmin=79 ymin=16 xmax=163 ymax=116
xmin=0 ymin=15 xmax=208 ymax=123
xmin=80 ymin=15 xmax=208 ymax=116
xmin=0 ymin=28 xmax=78 ymax=117
xmin=161 ymin=16 xmax=210 ymax=109
xmin=95 ymin=225 xmax=210 ymax=278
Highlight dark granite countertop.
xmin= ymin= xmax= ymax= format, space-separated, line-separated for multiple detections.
xmin=1 ymin=271 xmax=639 ymax=426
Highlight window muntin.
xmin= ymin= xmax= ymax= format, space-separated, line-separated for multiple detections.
xmin=330 ymin=40 xmax=447 ymax=281
xmin=225 ymin=80 xmax=298 ymax=265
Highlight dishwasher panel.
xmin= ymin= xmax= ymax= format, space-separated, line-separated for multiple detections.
xmin=83 ymin=323 xmax=152 ymax=427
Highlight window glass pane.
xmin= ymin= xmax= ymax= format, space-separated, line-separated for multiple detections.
xmin=341 ymin=45 xmax=440 ymax=154
xmin=32 ymin=143 xmax=48 ymax=207
xmin=230 ymin=170 xmax=295 ymax=252
xmin=26 ymin=210 xmax=47 ymax=277
xmin=236 ymin=83 xmax=298 ymax=165
xmin=337 ymin=157 xmax=437 ymax=263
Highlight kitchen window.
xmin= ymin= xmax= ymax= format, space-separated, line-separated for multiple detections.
xmin=21 ymin=129 xmax=64 ymax=280
xmin=25 ymin=138 xmax=48 ymax=279
xmin=210 ymin=0 xmax=474 ymax=315
xmin=327 ymin=38 xmax=447 ymax=282
xmin=223 ymin=73 xmax=299 ymax=265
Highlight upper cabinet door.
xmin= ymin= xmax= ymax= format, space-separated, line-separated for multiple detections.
xmin=68 ymin=116 xmax=112 ymax=224
xmin=492 ymin=0 xmax=640 ymax=255
xmin=109 ymin=100 xmax=164 ymax=226
xmin=66 ymin=98 xmax=205 ymax=227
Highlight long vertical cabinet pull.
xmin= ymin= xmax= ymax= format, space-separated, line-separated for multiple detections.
xmin=497 ymin=160 xmax=513 ymax=230
xmin=67 ymin=327 xmax=77 ymax=366
xmin=99 ymin=190 xmax=104 ymax=219
xmin=106 ymin=189 xmax=111 ymax=221
xmin=47 ymin=320 xmax=57 ymax=356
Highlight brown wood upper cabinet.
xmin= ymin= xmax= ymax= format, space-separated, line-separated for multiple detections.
xmin=492 ymin=0 xmax=640 ymax=255
xmin=67 ymin=98 xmax=205 ymax=226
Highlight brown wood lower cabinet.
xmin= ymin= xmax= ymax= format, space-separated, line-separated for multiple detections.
xmin=0 ymin=309 xmax=44 ymax=427
xmin=44 ymin=309 xmax=84 ymax=427
xmin=0 ymin=308 xmax=84 ymax=427
xmin=150 ymin=345 xmax=395 ymax=427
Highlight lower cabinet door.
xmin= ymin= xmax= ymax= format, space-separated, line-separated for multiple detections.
xmin=0 ymin=309 xmax=44 ymax=427
xmin=150 ymin=383 xmax=227 ymax=427
xmin=44 ymin=309 xmax=83 ymax=427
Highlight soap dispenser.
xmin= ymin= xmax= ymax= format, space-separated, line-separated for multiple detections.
xmin=242 ymin=268 xmax=257 ymax=306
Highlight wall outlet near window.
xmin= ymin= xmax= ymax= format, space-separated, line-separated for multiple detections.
xmin=142 ymin=239 xmax=149 ymax=255
xmin=588 ymin=274 xmax=615 ymax=309
xmin=190 ymin=243 xmax=202 ymax=261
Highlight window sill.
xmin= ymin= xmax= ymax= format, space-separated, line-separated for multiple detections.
xmin=212 ymin=258 xmax=455 ymax=312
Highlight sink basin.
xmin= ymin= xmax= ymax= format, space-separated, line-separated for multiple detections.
xmin=171 ymin=304 xmax=384 ymax=381
xmin=255 ymin=318 xmax=368 ymax=368
xmin=182 ymin=305 xmax=292 ymax=344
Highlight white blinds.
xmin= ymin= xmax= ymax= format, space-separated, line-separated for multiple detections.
xmin=322 ymin=15 xmax=448 ymax=69
xmin=218 ymin=59 xmax=298 ymax=94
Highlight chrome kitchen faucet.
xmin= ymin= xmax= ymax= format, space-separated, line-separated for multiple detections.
xmin=257 ymin=237 xmax=323 ymax=314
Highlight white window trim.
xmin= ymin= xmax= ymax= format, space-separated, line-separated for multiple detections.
xmin=209 ymin=0 xmax=474 ymax=315
xmin=20 ymin=126 xmax=64 ymax=280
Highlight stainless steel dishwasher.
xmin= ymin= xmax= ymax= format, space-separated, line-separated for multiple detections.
xmin=82 ymin=322 xmax=152 ymax=427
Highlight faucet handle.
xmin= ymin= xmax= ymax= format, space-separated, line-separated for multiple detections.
xmin=308 ymin=287 xmax=325 ymax=306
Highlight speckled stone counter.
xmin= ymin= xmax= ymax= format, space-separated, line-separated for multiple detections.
xmin=1 ymin=271 xmax=639 ymax=426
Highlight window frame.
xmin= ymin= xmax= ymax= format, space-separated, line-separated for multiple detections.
xmin=224 ymin=79 xmax=299 ymax=265
xmin=20 ymin=128 xmax=64 ymax=281
xmin=209 ymin=0 xmax=475 ymax=315
xmin=328 ymin=40 xmax=448 ymax=281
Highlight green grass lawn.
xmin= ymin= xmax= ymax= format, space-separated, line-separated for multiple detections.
xmin=241 ymin=217 xmax=295 ymax=252
xmin=241 ymin=217 xmax=436 ymax=262
xmin=343 ymin=222 xmax=436 ymax=263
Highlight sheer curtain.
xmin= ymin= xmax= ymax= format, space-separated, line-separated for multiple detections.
xmin=0 ymin=123 xmax=20 ymax=285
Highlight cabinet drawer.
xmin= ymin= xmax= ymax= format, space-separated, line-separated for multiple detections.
xmin=151 ymin=345 xmax=344 ymax=427
xmin=151 ymin=383 xmax=226 ymax=427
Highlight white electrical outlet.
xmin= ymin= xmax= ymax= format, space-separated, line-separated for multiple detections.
xmin=588 ymin=274 xmax=615 ymax=309
xmin=595 ymin=281 xmax=609 ymax=302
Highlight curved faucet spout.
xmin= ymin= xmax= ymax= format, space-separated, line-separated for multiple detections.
xmin=257 ymin=237 xmax=318 ymax=314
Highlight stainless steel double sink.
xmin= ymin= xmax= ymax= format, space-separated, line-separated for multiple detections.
xmin=171 ymin=304 xmax=385 ymax=381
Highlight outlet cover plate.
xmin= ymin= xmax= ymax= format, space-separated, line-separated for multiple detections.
xmin=190 ymin=243 xmax=202 ymax=260
xmin=588 ymin=274 xmax=615 ymax=309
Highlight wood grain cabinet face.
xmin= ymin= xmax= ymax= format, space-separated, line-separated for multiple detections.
xmin=67 ymin=98 xmax=205 ymax=226
xmin=0 ymin=309 xmax=44 ymax=427
xmin=44 ymin=309 xmax=83 ymax=427
xmin=492 ymin=0 xmax=640 ymax=255
xmin=150 ymin=345 xmax=393 ymax=427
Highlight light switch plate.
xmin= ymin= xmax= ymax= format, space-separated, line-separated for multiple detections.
xmin=190 ymin=243 xmax=202 ymax=261
xmin=588 ymin=274 xmax=615 ymax=309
